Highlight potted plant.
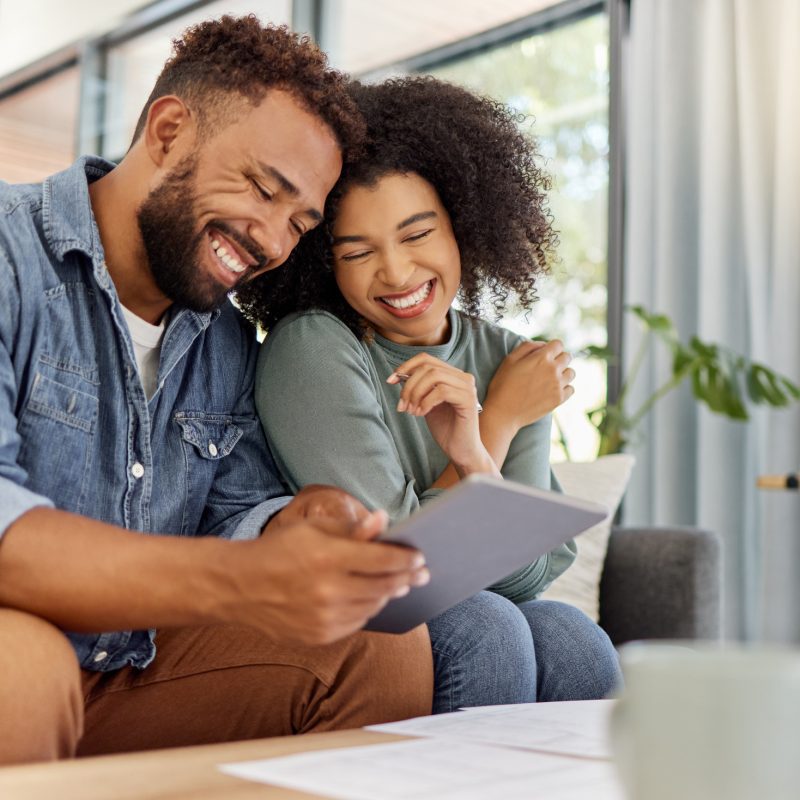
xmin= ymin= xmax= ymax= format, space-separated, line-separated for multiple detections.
xmin=556 ymin=306 xmax=800 ymax=459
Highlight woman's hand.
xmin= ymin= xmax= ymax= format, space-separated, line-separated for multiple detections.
xmin=484 ymin=339 xmax=575 ymax=430
xmin=387 ymin=354 xmax=497 ymax=477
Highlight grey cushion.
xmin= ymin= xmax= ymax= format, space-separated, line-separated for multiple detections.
xmin=598 ymin=526 xmax=722 ymax=645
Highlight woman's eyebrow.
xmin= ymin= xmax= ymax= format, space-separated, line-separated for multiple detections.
xmin=332 ymin=233 xmax=366 ymax=245
xmin=332 ymin=210 xmax=438 ymax=246
xmin=397 ymin=211 xmax=437 ymax=230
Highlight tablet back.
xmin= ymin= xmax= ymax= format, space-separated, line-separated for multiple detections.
xmin=365 ymin=475 xmax=607 ymax=633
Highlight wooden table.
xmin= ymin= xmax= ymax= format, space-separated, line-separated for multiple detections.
xmin=0 ymin=729 xmax=410 ymax=799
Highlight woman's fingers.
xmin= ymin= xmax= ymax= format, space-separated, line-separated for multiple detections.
xmin=389 ymin=359 xmax=478 ymax=414
xmin=413 ymin=383 xmax=479 ymax=418
xmin=554 ymin=350 xmax=572 ymax=367
xmin=400 ymin=368 xmax=477 ymax=415
xmin=386 ymin=352 xmax=442 ymax=383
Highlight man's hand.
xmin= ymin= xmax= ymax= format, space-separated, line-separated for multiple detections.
xmin=265 ymin=484 xmax=371 ymax=536
xmin=233 ymin=512 xmax=429 ymax=645
xmin=245 ymin=484 xmax=429 ymax=644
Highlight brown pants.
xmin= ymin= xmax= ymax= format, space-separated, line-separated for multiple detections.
xmin=0 ymin=608 xmax=432 ymax=765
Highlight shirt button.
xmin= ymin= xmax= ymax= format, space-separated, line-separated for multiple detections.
xmin=208 ymin=442 xmax=218 ymax=457
xmin=131 ymin=462 xmax=145 ymax=479
xmin=93 ymin=651 xmax=108 ymax=662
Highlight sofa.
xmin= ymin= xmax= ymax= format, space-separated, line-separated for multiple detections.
xmin=598 ymin=526 xmax=722 ymax=645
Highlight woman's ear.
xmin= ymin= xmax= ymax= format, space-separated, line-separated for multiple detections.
xmin=142 ymin=96 xmax=195 ymax=167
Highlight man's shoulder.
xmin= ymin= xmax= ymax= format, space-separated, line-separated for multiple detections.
xmin=206 ymin=300 xmax=258 ymax=353
xmin=0 ymin=178 xmax=42 ymax=210
xmin=0 ymin=180 xmax=44 ymax=256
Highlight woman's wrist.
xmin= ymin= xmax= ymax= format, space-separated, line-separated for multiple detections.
xmin=452 ymin=446 xmax=501 ymax=479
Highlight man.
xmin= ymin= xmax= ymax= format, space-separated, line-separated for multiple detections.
xmin=0 ymin=17 xmax=433 ymax=764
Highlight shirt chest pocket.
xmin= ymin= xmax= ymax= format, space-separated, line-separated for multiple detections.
xmin=18 ymin=366 xmax=99 ymax=514
xmin=174 ymin=412 xmax=243 ymax=524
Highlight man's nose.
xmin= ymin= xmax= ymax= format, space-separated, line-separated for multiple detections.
xmin=249 ymin=221 xmax=287 ymax=266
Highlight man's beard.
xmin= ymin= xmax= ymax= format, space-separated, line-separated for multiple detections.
xmin=136 ymin=155 xmax=264 ymax=313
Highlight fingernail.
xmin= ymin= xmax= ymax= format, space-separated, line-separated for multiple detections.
xmin=393 ymin=585 xmax=410 ymax=598
xmin=412 ymin=553 xmax=426 ymax=569
xmin=387 ymin=373 xmax=399 ymax=384
xmin=413 ymin=568 xmax=431 ymax=586
xmin=397 ymin=399 xmax=406 ymax=412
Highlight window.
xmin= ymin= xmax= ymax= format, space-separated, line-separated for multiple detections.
xmin=0 ymin=66 xmax=80 ymax=183
xmin=323 ymin=0 xmax=563 ymax=76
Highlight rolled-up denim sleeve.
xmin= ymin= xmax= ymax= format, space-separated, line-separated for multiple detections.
xmin=0 ymin=258 xmax=54 ymax=541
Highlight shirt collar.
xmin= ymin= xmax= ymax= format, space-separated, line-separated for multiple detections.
xmin=42 ymin=155 xmax=115 ymax=263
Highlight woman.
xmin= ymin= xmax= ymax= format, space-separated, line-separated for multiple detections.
xmin=238 ymin=77 xmax=621 ymax=711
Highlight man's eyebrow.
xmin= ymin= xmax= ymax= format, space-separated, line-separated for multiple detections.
xmin=258 ymin=162 xmax=298 ymax=196
xmin=257 ymin=162 xmax=323 ymax=223
xmin=332 ymin=210 xmax=438 ymax=246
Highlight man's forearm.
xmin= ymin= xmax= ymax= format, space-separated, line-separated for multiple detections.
xmin=0 ymin=508 xmax=243 ymax=632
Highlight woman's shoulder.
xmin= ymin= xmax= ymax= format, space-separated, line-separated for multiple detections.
xmin=456 ymin=311 xmax=529 ymax=356
xmin=258 ymin=310 xmax=373 ymax=387
xmin=264 ymin=310 xmax=362 ymax=352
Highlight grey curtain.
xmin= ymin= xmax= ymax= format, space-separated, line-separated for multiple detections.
xmin=622 ymin=0 xmax=800 ymax=640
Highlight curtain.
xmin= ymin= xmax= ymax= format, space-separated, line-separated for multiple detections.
xmin=623 ymin=0 xmax=800 ymax=640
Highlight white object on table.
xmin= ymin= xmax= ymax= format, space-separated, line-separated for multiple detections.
xmin=220 ymin=738 xmax=624 ymax=800
xmin=367 ymin=699 xmax=615 ymax=759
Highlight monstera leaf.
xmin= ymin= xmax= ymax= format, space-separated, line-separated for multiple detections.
xmin=562 ymin=306 xmax=800 ymax=458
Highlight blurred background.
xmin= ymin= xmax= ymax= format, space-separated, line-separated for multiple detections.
xmin=1 ymin=0 xmax=797 ymax=643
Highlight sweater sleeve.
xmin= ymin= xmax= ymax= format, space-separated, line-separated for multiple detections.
xmin=255 ymin=313 xmax=429 ymax=518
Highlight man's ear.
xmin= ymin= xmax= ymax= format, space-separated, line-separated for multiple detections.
xmin=142 ymin=96 xmax=195 ymax=167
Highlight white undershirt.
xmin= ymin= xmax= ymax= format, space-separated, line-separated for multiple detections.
xmin=120 ymin=305 xmax=166 ymax=399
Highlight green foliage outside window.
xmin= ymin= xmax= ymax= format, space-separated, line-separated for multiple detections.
xmin=429 ymin=13 xmax=610 ymax=350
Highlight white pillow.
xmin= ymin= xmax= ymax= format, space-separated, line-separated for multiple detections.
xmin=540 ymin=454 xmax=635 ymax=621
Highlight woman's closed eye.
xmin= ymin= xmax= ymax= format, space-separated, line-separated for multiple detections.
xmin=339 ymin=248 xmax=373 ymax=262
xmin=404 ymin=229 xmax=433 ymax=244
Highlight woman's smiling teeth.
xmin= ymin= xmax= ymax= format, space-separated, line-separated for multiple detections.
xmin=211 ymin=237 xmax=246 ymax=274
xmin=380 ymin=280 xmax=433 ymax=309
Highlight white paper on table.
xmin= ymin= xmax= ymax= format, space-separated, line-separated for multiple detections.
xmin=219 ymin=738 xmax=624 ymax=800
xmin=366 ymin=699 xmax=615 ymax=759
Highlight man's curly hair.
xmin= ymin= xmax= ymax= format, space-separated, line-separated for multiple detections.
xmin=130 ymin=15 xmax=363 ymax=158
xmin=237 ymin=76 xmax=557 ymax=338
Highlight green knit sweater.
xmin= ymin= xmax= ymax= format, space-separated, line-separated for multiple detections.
xmin=255 ymin=308 xmax=576 ymax=603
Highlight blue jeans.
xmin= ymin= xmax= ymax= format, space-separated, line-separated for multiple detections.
xmin=427 ymin=591 xmax=622 ymax=713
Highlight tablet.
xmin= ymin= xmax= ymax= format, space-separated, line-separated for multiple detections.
xmin=364 ymin=474 xmax=607 ymax=634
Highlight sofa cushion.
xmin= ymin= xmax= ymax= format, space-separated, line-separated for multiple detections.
xmin=540 ymin=454 xmax=635 ymax=621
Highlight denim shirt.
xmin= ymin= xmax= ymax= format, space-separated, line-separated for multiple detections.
xmin=0 ymin=157 xmax=291 ymax=671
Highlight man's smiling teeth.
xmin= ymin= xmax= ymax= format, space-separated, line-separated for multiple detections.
xmin=381 ymin=281 xmax=432 ymax=309
xmin=211 ymin=238 xmax=246 ymax=274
